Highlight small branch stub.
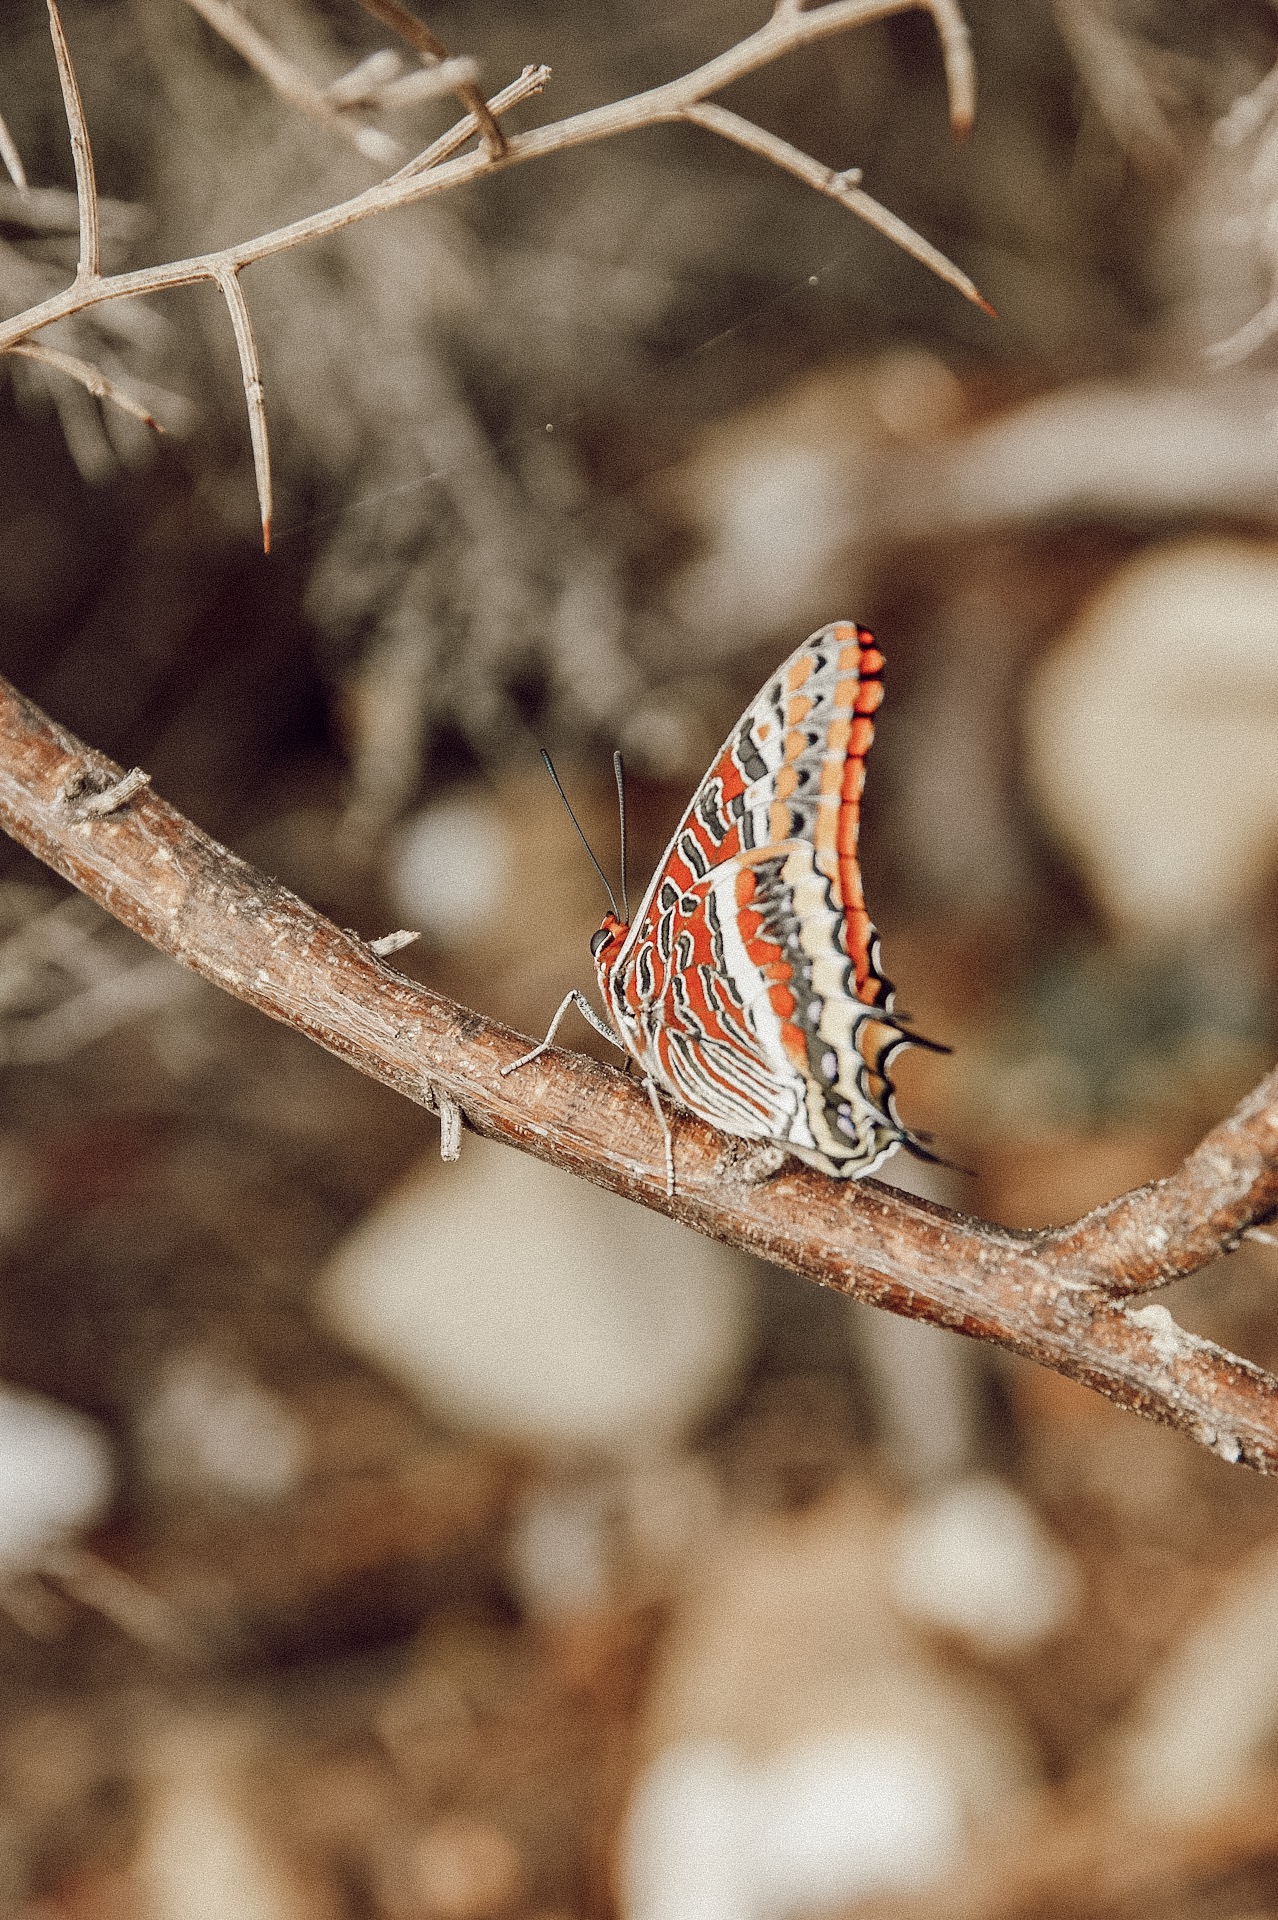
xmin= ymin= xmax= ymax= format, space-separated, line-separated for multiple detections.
xmin=57 ymin=764 xmax=152 ymax=816
xmin=436 ymin=1089 xmax=462 ymax=1161
xmin=369 ymin=929 xmax=421 ymax=957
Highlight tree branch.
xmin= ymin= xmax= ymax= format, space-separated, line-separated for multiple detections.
xmin=2 ymin=0 xmax=990 ymax=548
xmin=0 ymin=675 xmax=1275 ymax=1471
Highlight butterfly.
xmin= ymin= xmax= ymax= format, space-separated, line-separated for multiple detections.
xmin=503 ymin=622 xmax=942 ymax=1194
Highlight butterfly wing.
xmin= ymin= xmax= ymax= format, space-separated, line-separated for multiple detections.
xmin=605 ymin=622 xmax=916 ymax=1175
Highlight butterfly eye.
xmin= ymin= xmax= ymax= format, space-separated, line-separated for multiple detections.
xmin=590 ymin=928 xmax=610 ymax=957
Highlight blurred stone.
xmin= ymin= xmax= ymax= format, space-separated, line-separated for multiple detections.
xmin=508 ymin=1456 xmax=722 ymax=1620
xmin=623 ymin=1485 xmax=1041 ymax=1919
xmin=389 ymin=794 xmax=511 ymax=947
xmin=656 ymin=353 xmax=970 ymax=652
xmin=139 ymin=1758 xmax=332 ymax=1920
xmin=889 ymin=1475 xmax=1081 ymax=1655
xmin=507 ymin=1480 xmax=613 ymax=1619
xmin=321 ymin=1136 xmax=754 ymax=1457
xmin=401 ymin=1815 xmax=523 ymax=1920
xmin=1025 ymin=538 xmax=1278 ymax=936
xmin=625 ymin=1732 xmax=963 ymax=1920
xmin=0 ymin=1387 xmax=114 ymax=1571
xmin=1114 ymin=1529 xmax=1278 ymax=1821
xmin=850 ymin=1157 xmax=982 ymax=1483
xmin=136 ymin=1349 xmax=308 ymax=1507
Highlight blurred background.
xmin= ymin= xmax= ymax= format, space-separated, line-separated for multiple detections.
xmin=3 ymin=0 xmax=1278 ymax=1914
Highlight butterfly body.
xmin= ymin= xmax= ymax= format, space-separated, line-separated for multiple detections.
xmin=588 ymin=622 xmax=923 ymax=1182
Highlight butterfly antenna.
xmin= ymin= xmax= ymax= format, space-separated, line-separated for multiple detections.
xmin=613 ymin=750 xmax=630 ymax=923
xmin=541 ymin=750 xmax=620 ymax=920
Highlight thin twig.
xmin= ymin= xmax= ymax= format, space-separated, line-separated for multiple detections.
xmin=36 ymin=1543 xmax=198 ymax=1660
xmin=683 ymin=102 xmax=994 ymax=313
xmin=352 ymin=0 xmax=507 ymax=157
xmin=376 ymin=59 xmax=482 ymax=110
xmin=7 ymin=341 xmax=163 ymax=431
xmin=213 ymin=267 xmax=271 ymax=552
xmin=0 ymin=181 xmax=142 ymax=241
xmin=927 ymin=0 xmax=975 ymax=135
xmin=0 ymin=680 xmax=1274 ymax=1470
xmin=1205 ymin=293 xmax=1278 ymax=368
xmin=0 ymin=108 xmax=28 ymax=194
xmin=393 ymin=65 xmax=551 ymax=178
xmin=368 ymin=928 xmax=421 ymax=956
xmin=46 ymin=0 xmax=99 ymax=281
xmin=183 ymin=0 xmax=401 ymax=165
xmin=326 ymin=48 xmax=403 ymax=108
xmin=0 ymin=0 xmax=991 ymax=376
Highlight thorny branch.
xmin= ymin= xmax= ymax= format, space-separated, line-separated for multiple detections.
xmin=0 ymin=678 xmax=1275 ymax=1472
xmin=2 ymin=0 xmax=987 ymax=548
xmin=9 ymin=4 xmax=1275 ymax=1471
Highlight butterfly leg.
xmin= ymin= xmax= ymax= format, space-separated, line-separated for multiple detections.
xmin=644 ymin=1075 xmax=675 ymax=1197
xmin=501 ymin=990 xmax=624 ymax=1077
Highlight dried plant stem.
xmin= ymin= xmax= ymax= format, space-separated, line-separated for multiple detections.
xmin=352 ymin=0 xmax=508 ymax=157
xmin=2 ymin=0 xmax=989 ymax=548
xmin=45 ymin=0 xmax=98 ymax=280
xmin=7 ymin=341 xmax=163 ymax=431
xmin=682 ymin=102 xmax=992 ymax=311
xmin=393 ymin=65 xmax=550 ymax=178
xmin=0 ymin=675 xmax=1275 ymax=1471
xmin=5 ymin=0 xmax=984 ymax=332
xmin=183 ymin=0 xmax=400 ymax=164
xmin=213 ymin=268 xmax=271 ymax=549
xmin=0 ymin=109 xmax=28 ymax=193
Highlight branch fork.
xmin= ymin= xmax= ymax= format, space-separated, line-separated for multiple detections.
xmin=0 ymin=677 xmax=1274 ymax=1470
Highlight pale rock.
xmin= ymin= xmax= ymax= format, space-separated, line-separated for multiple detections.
xmin=1025 ymin=539 xmax=1278 ymax=936
xmin=623 ymin=1486 xmax=1041 ymax=1920
xmin=889 ymin=1475 xmax=1081 ymax=1655
xmin=625 ymin=1733 xmax=964 ymax=1920
xmin=508 ymin=1456 xmax=723 ymax=1618
xmin=389 ymin=792 xmax=510 ymax=945
xmin=139 ymin=1745 xmax=329 ymax=1920
xmin=402 ymin=1814 xmax=524 ymax=1920
xmin=321 ymin=1134 xmax=754 ymax=1455
xmin=1114 ymin=1528 xmax=1278 ymax=1820
xmin=657 ymin=351 xmax=967 ymax=651
xmin=0 ymin=1385 xmax=114 ymax=1569
xmin=507 ymin=1479 xmax=613 ymax=1618
xmin=136 ymin=1350 xmax=308 ymax=1506
xmin=850 ymin=1157 xmax=981 ymax=1484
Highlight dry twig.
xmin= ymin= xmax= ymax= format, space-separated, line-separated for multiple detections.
xmin=0 ymin=677 xmax=1275 ymax=1471
xmin=212 ymin=268 xmax=272 ymax=549
xmin=3 ymin=0 xmax=989 ymax=550
xmin=0 ymin=107 xmax=28 ymax=194
xmin=182 ymin=0 xmax=401 ymax=163
xmin=351 ymin=0 xmax=508 ymax=158
xmin=7 ymin=341 xmax=163 ymax=431
xmin=45 ymin=0 xmax=98 ymax=280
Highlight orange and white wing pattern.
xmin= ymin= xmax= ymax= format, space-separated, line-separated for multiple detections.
xmin=598 ymin=622 xmax=934 ymax=1176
